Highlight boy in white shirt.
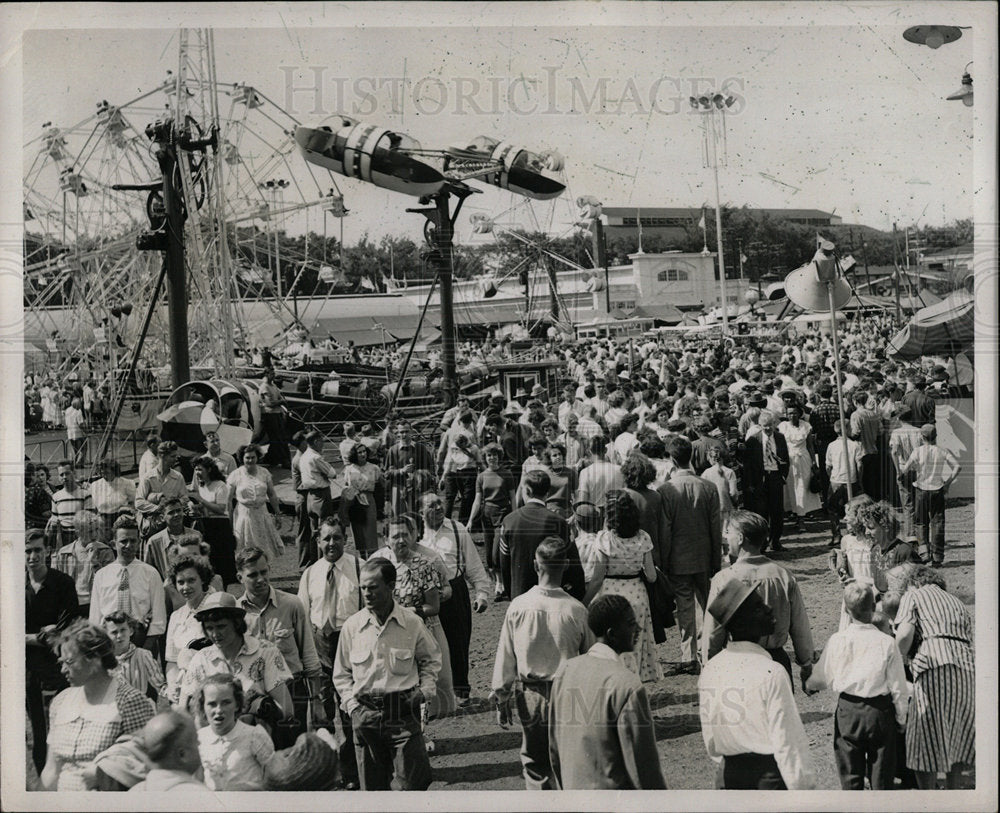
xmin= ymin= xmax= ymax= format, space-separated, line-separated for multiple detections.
xmin=805 ymin=582 xmax=909 ymax=790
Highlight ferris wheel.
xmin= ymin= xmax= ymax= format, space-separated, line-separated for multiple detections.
xmin=22 ymin=29 xmax=345 ymax=388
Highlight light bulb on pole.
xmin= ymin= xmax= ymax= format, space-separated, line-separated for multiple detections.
xmin=690 ymin=94 xmax=735 ymax=334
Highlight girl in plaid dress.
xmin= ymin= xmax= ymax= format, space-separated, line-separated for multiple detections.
xmin=40 ymin=621 xmax=154 ymax=790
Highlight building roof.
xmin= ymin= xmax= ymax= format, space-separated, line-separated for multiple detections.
xmin=603 ymin=206 xmax=839 ymax=221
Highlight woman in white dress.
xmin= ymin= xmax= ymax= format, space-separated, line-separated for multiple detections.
xmin=226 ymin=444 xmax=285 ymax=561
xmin=778 ymin=405 xmax=821 ymax=529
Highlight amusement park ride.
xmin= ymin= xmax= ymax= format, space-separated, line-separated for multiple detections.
xmin=23 ymin=29 xmax=569 ymax=469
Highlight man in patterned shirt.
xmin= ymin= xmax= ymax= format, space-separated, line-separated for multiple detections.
xmin=808 ymin=383 xmax=840 ymax=507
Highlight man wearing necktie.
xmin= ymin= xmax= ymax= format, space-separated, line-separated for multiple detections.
xmin=89 ymin=516 xmax=166 ymax=651
xmin=742 ymin=411 xmax=791 ymax=553
xmin=298 ymin=519 xmax=362 ymax=789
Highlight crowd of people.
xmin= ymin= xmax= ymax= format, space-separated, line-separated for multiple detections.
xmin=22 ymin=315 xmax=975 ymax=793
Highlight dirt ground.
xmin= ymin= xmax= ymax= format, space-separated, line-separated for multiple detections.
xmin=265 ymin=498 xmax=977 ymax=791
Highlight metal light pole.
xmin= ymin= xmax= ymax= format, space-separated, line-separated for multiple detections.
xmin=691 ymin=93 xmax=733 ymax=335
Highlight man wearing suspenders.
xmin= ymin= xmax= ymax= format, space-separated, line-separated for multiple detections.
xmin=418 ymin=492 xmax=490 ymax=701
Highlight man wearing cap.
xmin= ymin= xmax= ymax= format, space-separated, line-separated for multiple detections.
xmin=129 ymin=711 xmax=208 ymax=791
xmin=490 ymin=537 xmax=594 ymax=791
xmin=900 ymin=424 xmax=961 ymax=567
xmin=702 ymin=510 xmax=816 ymax=683
xmin=698 ymin=579 xmax=816 ymax=790
xmin=657 ymin=435 xmax=722 ymax=673
xmin=548 ymin=595 xmax=666 ymax=789
xmin=742 ymin=411 xmax=790 ymax=552
xmin=179 ymin=590 xmax=295 ymax=720
xmin=333 ymin=557 xmax=441 ymax=791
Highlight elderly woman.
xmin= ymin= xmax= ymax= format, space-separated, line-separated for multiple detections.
xmin=163 ymin=555 xmax=216 ymax=704
xmin=227 ymin=443 xmax=284 ymax=561
xmin=88 ymin=458 xmax=136 ymax=535
xmin=890 ymin=564 xmax=975 ymax=790
xmin=582 ymin=490 xmax=662 ymax=683
xmin=341 ymin=441 xmax=384 ymax=557
xmin=40 ymin=621 xmax=154 ymax=790
xmin=178 ymin=591 xmax=294 ymax=724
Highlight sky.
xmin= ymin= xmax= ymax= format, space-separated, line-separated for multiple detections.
xmin=12 ymin=2 xmax=992 ymax=250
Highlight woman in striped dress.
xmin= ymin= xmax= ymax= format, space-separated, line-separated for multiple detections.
xmin=891 ymin=564 xmax=975 ymax=789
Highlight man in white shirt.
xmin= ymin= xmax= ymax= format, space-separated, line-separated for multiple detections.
xmin=611 ymin=413 xmax=640 ymax=465
xmin=297 ymin=519 xmax=362 ymax=788
xmin=901 ymin=424 xmax=961 ymax=567
xmin=201 ymin=430 xmax=237 ymax=477
xmin=300 ymin=430 xmax=336 ymax=527
xmin=90 ymin=516 xmax=167 ymax=653
xmin=420 ymin=492 xmax=490 ymax=702
xmin=331 ymin=557 xmax=441 ymax=791
xmin=65 ymin=397 xmax=88 ymax=467
xmin=339 ymin=422 xmax=358 ymax=465
xmin=137 ymin=433 xmax=160 ymax=485
xmin=698 ymin=578 xmax=816 ymax=790
xmin=135 ymin=441 xmax=189 ymax=534
xmin=825 ymin=421 xmax=863 ymax=547
xmin=576 ymin=435 xmax=625 ymax=508
xmin=887 ymin=407 xmax=922 ymax=539
xmin=556 ymin=385 xmax=579 ymax=431
xmin=805 ymin=582 xmax=909 ymax=790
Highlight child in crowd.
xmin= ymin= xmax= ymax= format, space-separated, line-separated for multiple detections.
xmin=569 ymin=500 xmax=603 ymax=588
xmin=805 ymin=583 xmax=910 ymax=790
xmin=196 ymin=673 xmax=275 ymax=791
xmin=103 ymin=611 xmax=168 ymax=708
xmin=701 ymin=445 xmax=738 ymax=533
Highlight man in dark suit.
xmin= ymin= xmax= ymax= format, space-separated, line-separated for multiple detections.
xmin=657 ymin=436 xmax=722 ymax=673
xmin=690 ymin=416 xmax=727 ymax=474
xmin=742 ymin=410 xmax=791 ymax=552
xmin=499 ymin=470 xmax=585 ymax=602
xmin=900 ymin=373 xmax=936 ymax=427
